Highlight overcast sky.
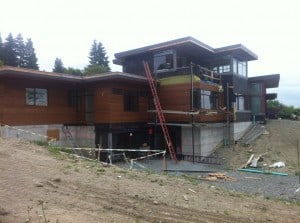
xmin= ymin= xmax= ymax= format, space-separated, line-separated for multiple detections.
xmin=1 ymin=0 xmax=299 ymax=107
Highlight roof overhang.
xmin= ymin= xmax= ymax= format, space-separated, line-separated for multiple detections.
xmin=249 ymin=74 xmax=280 ymax=88
xmin=0 ymin=66 xmax=147 ymax=84
xmin=114 ymin=36 xmax=258 ymax=65
xmin=266 ymin=93 xmax=278 ymax=100
xmin=0 ymin=66 xmax=82 ymax=83
xmin=215 ymin=44 xmax=258 ymax=61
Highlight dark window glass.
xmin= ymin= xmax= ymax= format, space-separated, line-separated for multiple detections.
xmin=26 ymin=88 xmax=48 ymax=106
xmin=124 ymin=92 xmax=139 ymax=112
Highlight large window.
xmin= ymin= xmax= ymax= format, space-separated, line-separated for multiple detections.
xmin=236 ymin=95 xmax=245 ymax=111
xmin=212 ymin=61 xmax=231 ymax=74
xmin=238 ymin=61 xmax=247 ymax=76
xmin=124 ymin=92 xmax=139 ymax=112
xmin=193 ymin=90 xmax=217 ymax=109
xmin=154 ymin=50 xmax=175 ymax=72
xmin=26 ymin=88 xmax=48 ymax=106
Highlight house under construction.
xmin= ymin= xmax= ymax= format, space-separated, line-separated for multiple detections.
xmin=0 ymin=36 xmax=280 ymax=161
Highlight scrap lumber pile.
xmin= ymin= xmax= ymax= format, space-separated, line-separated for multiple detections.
xmin=200 ymin=173 xmax=238 ymax=182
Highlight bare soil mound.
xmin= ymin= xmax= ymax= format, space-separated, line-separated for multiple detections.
xmin=216 ymin=119 xmax=300 ymax=174
xmin=0 ymin=135 xmax=300 ymax=222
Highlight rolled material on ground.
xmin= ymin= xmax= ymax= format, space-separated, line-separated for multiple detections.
xmin=238 ymin=168 xmax=288 ymax=176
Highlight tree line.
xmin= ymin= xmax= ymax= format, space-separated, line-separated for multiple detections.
xmin=0 ymin=33 xmax=110 ymax=75
xmin=53 ymin=40 xmax=110 ymax=75
xmin=0 ymin=33 xmax=38 ymax=69
xmin=267 ymin=100 xmax=300 ymax=119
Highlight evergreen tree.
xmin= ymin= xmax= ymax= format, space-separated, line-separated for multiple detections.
xmin=88 ymin=40 xmax=110 ymax=68
xmin=0 ymin=33 xmax=4 ymax=64
xmin=3 ymin=33 xmax=17 ymax=66
xmin=53 ymin=58 xmax=65 ymax=73
xmin=23 ymin=38 xmax=39 ymax=69
xmin=83 ymin=64 xmax=110 ymax=75
xmin=15 ymin=33 xmax=26 ymax=67
xmin=64 ymin=67 xmax=82 ymax=76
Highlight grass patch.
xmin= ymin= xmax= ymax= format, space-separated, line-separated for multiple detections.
xmin=181 ymin=174 xmax=199 ymax=185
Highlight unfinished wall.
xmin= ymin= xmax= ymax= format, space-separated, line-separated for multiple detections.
xmin=181 ymin=123 xmax=224 ymax=157
xmin=63 ymin=125 xmax=95 ymax=148
xmin=233 ymin=121 xmax=252 ymax=140
xmin=0 ymin=124 xmax=95 ymax=148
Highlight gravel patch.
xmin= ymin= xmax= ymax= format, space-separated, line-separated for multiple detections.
xmin=117 ymin=158 xmax=300 ymax=202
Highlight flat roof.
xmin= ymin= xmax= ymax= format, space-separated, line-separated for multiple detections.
xmin=249 ymin=74 xmax=280 ymax=88
xmin=0 ymin=66 xmax=147 ymax=83
xmin=114 ymin=36 xmax=258 ymax=64
xmin=266 ymin=93 xmax=278 ymax=100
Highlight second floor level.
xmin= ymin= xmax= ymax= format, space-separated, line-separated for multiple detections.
xmin=114 ymin=36 xmax=258 ymax=79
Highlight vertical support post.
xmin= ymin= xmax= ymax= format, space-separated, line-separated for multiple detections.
xmin=98 ymin=144 xmax=101 ymax=161
xmin=190 ymin=62 xmax=195 ymax=163
xmin=226 ymin=83 xmax=230 ymax=147
xmin=108 ymin=130 xmax=113 ymax=164
xmin=297 ymin=139 xmax=300 ymax=184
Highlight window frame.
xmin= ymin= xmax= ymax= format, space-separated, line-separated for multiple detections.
xmin=193 ymin=89 xmax=218 ymax=110
xmin=154 ymin=49 xmax=176 ymax=73
xmin=25 ymin=88 xmax=48 ymax=106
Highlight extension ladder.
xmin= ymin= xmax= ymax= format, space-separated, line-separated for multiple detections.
xmin=143 ymin=61 xmax=177 ymax=162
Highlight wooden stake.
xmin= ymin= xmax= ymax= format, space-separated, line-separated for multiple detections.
xmin=98 ymin=145 xmax=101 ymax=162
xmin=297 ymin=139 xmax=300 ymax=184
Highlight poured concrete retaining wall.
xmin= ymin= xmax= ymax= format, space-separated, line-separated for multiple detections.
xmin=181 ymin=123 xmax=224 ymax=157
xmin=233 ymin=122 xmax=252 ymax=140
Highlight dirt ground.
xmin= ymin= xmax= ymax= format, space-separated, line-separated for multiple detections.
xmin=1 ymin=120 xmax=300 ymax=223
xmin=216 ymin=119 xmax=300 ymax=174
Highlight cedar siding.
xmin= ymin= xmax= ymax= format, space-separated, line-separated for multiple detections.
xmin=0 ymin=77 xmax=79 ymax=125
xmin=92 ymin=81 xmax=151 ymax=124
xmin=158 ymin=82 xmax=225 ymax=122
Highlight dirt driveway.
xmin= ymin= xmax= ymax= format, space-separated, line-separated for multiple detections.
xmin=1 ymin=136 xmax=299 ymax=223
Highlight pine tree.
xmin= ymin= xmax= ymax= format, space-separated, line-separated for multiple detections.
xmin=88 ymin=40 xmax=110 ymax=67
xmin=0 ymin=33 xmax=4 ymax=64
xmin=3 ymin=33 xmax=17 ymax=66
xmin=23 ymin=38 xmax=39 ymax=69
xmin=53 ymin=58 xmax=65 ymax=73
xmin=15 ymin=33 xmax=26 ymax=67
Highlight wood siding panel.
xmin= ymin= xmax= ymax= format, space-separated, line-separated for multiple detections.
xmin=92 ymin=82 xmax=151 ymax=124
xmin=158 ymin=82 xmax=226 ymax=122
xmin=0 ymin=81 xmax=4 ymax=123
xmin=1 ymin=77 xmax=79 ymax=125
xmin=158 ymin=82 xmax=222 ymax=111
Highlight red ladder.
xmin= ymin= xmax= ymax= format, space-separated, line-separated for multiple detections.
xmin=143 ymin=61 xmax=177 ymax=162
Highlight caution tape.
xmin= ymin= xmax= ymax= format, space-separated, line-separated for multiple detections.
xmin=0 ymin=123 xmax=56 ymax=144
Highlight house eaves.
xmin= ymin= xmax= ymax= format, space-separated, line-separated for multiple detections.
xmin=114 ymin=36 xmax=215 ymax=65
xmin=249 ymin=74 xmax=280 ymax=88
xmin=0 ymin=66 xmax=147 ymax=84
xmin=114 ymin=36 xmax=259 ymax=65
xmin=0 ymin=66 xmax=82 ymax=83
xmin=82 ymin=72 xmax=147 ymax=83
xmin=215 ymin=44 xmax=258 ymax=61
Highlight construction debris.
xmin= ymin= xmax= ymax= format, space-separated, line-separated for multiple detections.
xmin=200 ymin=173 xmax=238 ymax=182
xmin=238 ymin=168 xmax=288 ymax=176
xmin=269 ymin=161 xmax=285 ymax=168
xmin=241 ymin=152 xmax=268 ymax=168
xmin=244 ymin=176 xmax=261 ymax=180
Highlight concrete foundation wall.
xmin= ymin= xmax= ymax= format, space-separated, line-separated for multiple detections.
xmin=65 ymin=125 xmax=95 ymax=148
xmin=181 ymin=124 xmax=224 ymax=157
xmin=233 ymin=122 xmax=252 ymax=140
xmin=0 ymin=124 xmax=95 ymax=148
